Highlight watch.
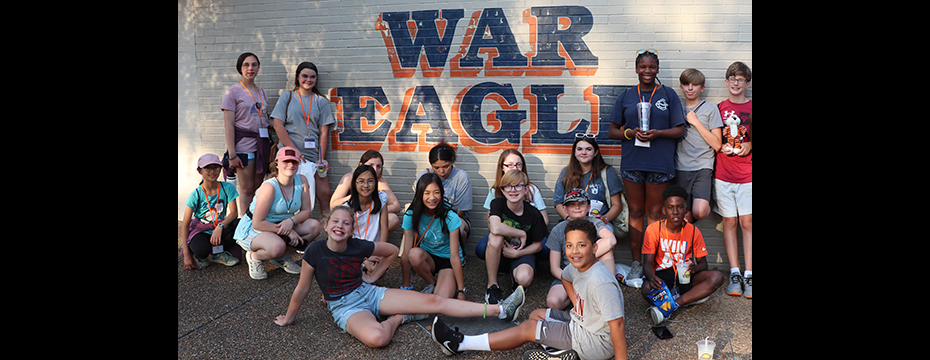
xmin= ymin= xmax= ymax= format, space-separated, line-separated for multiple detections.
xmin=455 ymin=288 xmax=467 ymax=296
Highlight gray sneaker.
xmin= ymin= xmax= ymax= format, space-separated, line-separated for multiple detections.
xmin=270 ymin=256 xmax=302 ymax=274
xmin=401 ymin=313 xmax=430 ymax=324
xmin=743 ymin=275 xmax=752 ymax=299
xmin=246 ymin=251 xmax=267 ymax=280
xmin=498 ymin=285 xmax=525 ymax=322
xmin=726 ymin=273 xmax=744 ymax=296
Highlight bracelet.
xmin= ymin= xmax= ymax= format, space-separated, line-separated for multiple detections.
xmin=400 ymin=285 xmax=414 ymax=291
xmin=623 ymin=128 xmax=632 ymax=140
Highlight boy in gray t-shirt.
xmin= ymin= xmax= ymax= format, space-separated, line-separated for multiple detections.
xmin=545 ymin=188 xmax=617 ymax=310
xmin=431 ymin=219 xmax=628 ymax=360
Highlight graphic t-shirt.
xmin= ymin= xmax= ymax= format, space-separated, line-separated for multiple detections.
xmin=642 ymin=220 xmax=708 ymax=271
xmin=561 ymin=261 xmax=625 ymax=360
xmin=716 ymin=99 xmax=752 ymax=183
xmin=302 ymin=237 xmax=374 ymax=301
xmin=488 ymin=197 xmax=547 ymax=246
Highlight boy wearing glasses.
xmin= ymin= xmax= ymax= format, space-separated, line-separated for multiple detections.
xmin=483 ymin=169 xmax=548 ymax=305
xmin=716 ymin=61 xmax=752 ymax=299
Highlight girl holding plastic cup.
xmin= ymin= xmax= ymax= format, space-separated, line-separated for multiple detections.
xmin=607 ymin=49 xmax=686 ymax=280
xmin=271 ymin=61 xmax=336 ymax=219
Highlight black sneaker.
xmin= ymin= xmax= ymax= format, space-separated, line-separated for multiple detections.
xmin=485 ymin=284 xmax=504 ymax=304
xmin=523 ymin=348 xmax=579 ymax=360
xmin=431 ymin=316 xmax=464 ymax=356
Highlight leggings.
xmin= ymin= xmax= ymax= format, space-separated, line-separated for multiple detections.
xmin=189 ymin=219 xmax=240 ymax=259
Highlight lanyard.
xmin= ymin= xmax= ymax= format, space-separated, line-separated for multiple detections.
xmin=355 ymin=201 xmax=373 ymax=240
xmin=202 ymin=183 xmax=219 ymax=227
xmin=414 ymin=215 xmax=437 ymax=248
xmin=240 ymin=81 xmax=263 ymax=115
xmin=637 ymin=84 xmax=658 ymax=104
xmin=297 ymin=91 xmax=314 ymax=130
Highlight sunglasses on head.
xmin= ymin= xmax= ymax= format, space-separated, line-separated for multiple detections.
xmin=637 ymin=48 xmax=658 ymax=55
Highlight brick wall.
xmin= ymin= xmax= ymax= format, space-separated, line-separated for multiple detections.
xmin=178 ymin=0 xmax=751 ymax=270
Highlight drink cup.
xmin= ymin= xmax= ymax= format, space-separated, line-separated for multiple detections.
xmin=317 ymin=160 xmax=328 ymax=178
xmin=696 ymin=339 xmax=715 ymax=359
xmin=636 ymin=102 xmax=651 ymax=131
xmin=676 ymin=261 xmax=691 ymax=284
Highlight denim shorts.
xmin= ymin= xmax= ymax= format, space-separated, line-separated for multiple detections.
xmin=327 ymin=282 xmax=388 ymax=331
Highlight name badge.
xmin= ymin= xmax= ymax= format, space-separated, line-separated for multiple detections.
xmin=259 ymin=127 xmax=269 ymax=138
xmin=304 ymin=138 xmax=316 ymax=150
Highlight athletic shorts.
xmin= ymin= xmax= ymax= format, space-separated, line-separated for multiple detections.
xmin=714 ymin=179 xmax=752 ymax=217
xmin=535 ymin=309 xmax=574 ymax=351
xmin=675 ymin=169 xmax=714 ymax=204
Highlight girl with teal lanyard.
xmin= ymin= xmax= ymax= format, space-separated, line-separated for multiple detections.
xmin=607 ymin=49 xmax=685 ymax=281
xmin=271 ymin=62 xmax=337 ymax=220
xmin=234 ymin=147 xmax=322 ymax=280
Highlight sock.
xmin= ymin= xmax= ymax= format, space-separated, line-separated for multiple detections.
xmin=744 ymin=270 xmax=752 ymax=278
xmin=458 ymin=334 xmax=491 ymax=351
xmin=730 ymin=267 xmax=740 ymax=275
xmin=498 ymin=305 xmax=507 ymax=319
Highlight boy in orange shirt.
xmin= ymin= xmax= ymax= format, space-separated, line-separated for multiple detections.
xmin=640 ymin=185 xmax=724 ymax=324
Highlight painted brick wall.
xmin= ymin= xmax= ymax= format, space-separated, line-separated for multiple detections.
xmin=178 ymin=0 xmax=751 ymax=270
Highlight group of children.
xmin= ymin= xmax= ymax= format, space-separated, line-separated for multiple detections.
xmin=181 ymin=53 xmax=751 ymax=360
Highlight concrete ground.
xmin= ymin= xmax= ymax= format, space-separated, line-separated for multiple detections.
xmin=178 ymin=223 xmax=751 ymax=359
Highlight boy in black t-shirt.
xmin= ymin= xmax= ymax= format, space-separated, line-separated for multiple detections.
xmin=483 ymin=170 xmax=547 ymax=304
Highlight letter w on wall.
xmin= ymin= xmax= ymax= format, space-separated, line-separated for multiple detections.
xmin=377 ymin=9 xmax=465 ymax=78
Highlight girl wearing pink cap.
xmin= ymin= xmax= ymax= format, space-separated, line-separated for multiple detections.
xmin=234 ymin=147 xmax=322 ymax=280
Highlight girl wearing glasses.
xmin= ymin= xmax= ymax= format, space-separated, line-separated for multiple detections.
xmin=400 ymin=173 xmax=466 ymax=300
xmin=343 ymin=165 xmax=391 ymax=282
xmin=271 ymin=61 xmax=337 ymax=221
xmin=222 ymin=52 xmax=272 ymax=217
xmin=331 ymin=150 xmax=402 ymax=234
xmin=483 ymin=149 xmax=549 ymax=226
xmin=553 ymin=134 xmax=625 ymax=231
xmin=607 ymin=49 xmax=685 ymax=280
xmin=481 ymin=170 xmax=548 ymax=305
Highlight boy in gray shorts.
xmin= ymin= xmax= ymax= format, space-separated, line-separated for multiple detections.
xmin=431 ymin=219 xmax=627 ymax=360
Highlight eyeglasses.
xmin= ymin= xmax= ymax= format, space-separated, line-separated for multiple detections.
xmin=502 ymin=162 xmax=523 ymax=169
xmin=637 ymin=48 xmax=658 ymax=55
xmin=575 ymin=133 xmax=596 ymax=139
xmin=201 ymin=165 xmax=222 ymax=173
xmin=355 ymin=179 xmax=377 ymax=186
xmin=501 ymin=184 xmax=526 ymax=192
xmin=727 ymin=77 xmax=749 ymax=84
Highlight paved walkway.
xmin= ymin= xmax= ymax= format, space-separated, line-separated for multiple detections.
xmin=178 ymin=224 xmax=751 ymax=359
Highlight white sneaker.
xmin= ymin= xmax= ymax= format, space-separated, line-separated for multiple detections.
xmin=246 ymin=251 xmax=267 ymax=280
xmin=270 ymin=256 xmax=301 ymax=274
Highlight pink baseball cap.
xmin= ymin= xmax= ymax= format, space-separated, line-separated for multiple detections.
xmin=197 ymin=153 xmax=223 ymax=168
xmin=277 ymin=146 xmax=301 ymax=163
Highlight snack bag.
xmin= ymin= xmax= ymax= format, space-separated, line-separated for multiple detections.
xmin=647 ymin=280 xmax=680 ymax=318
